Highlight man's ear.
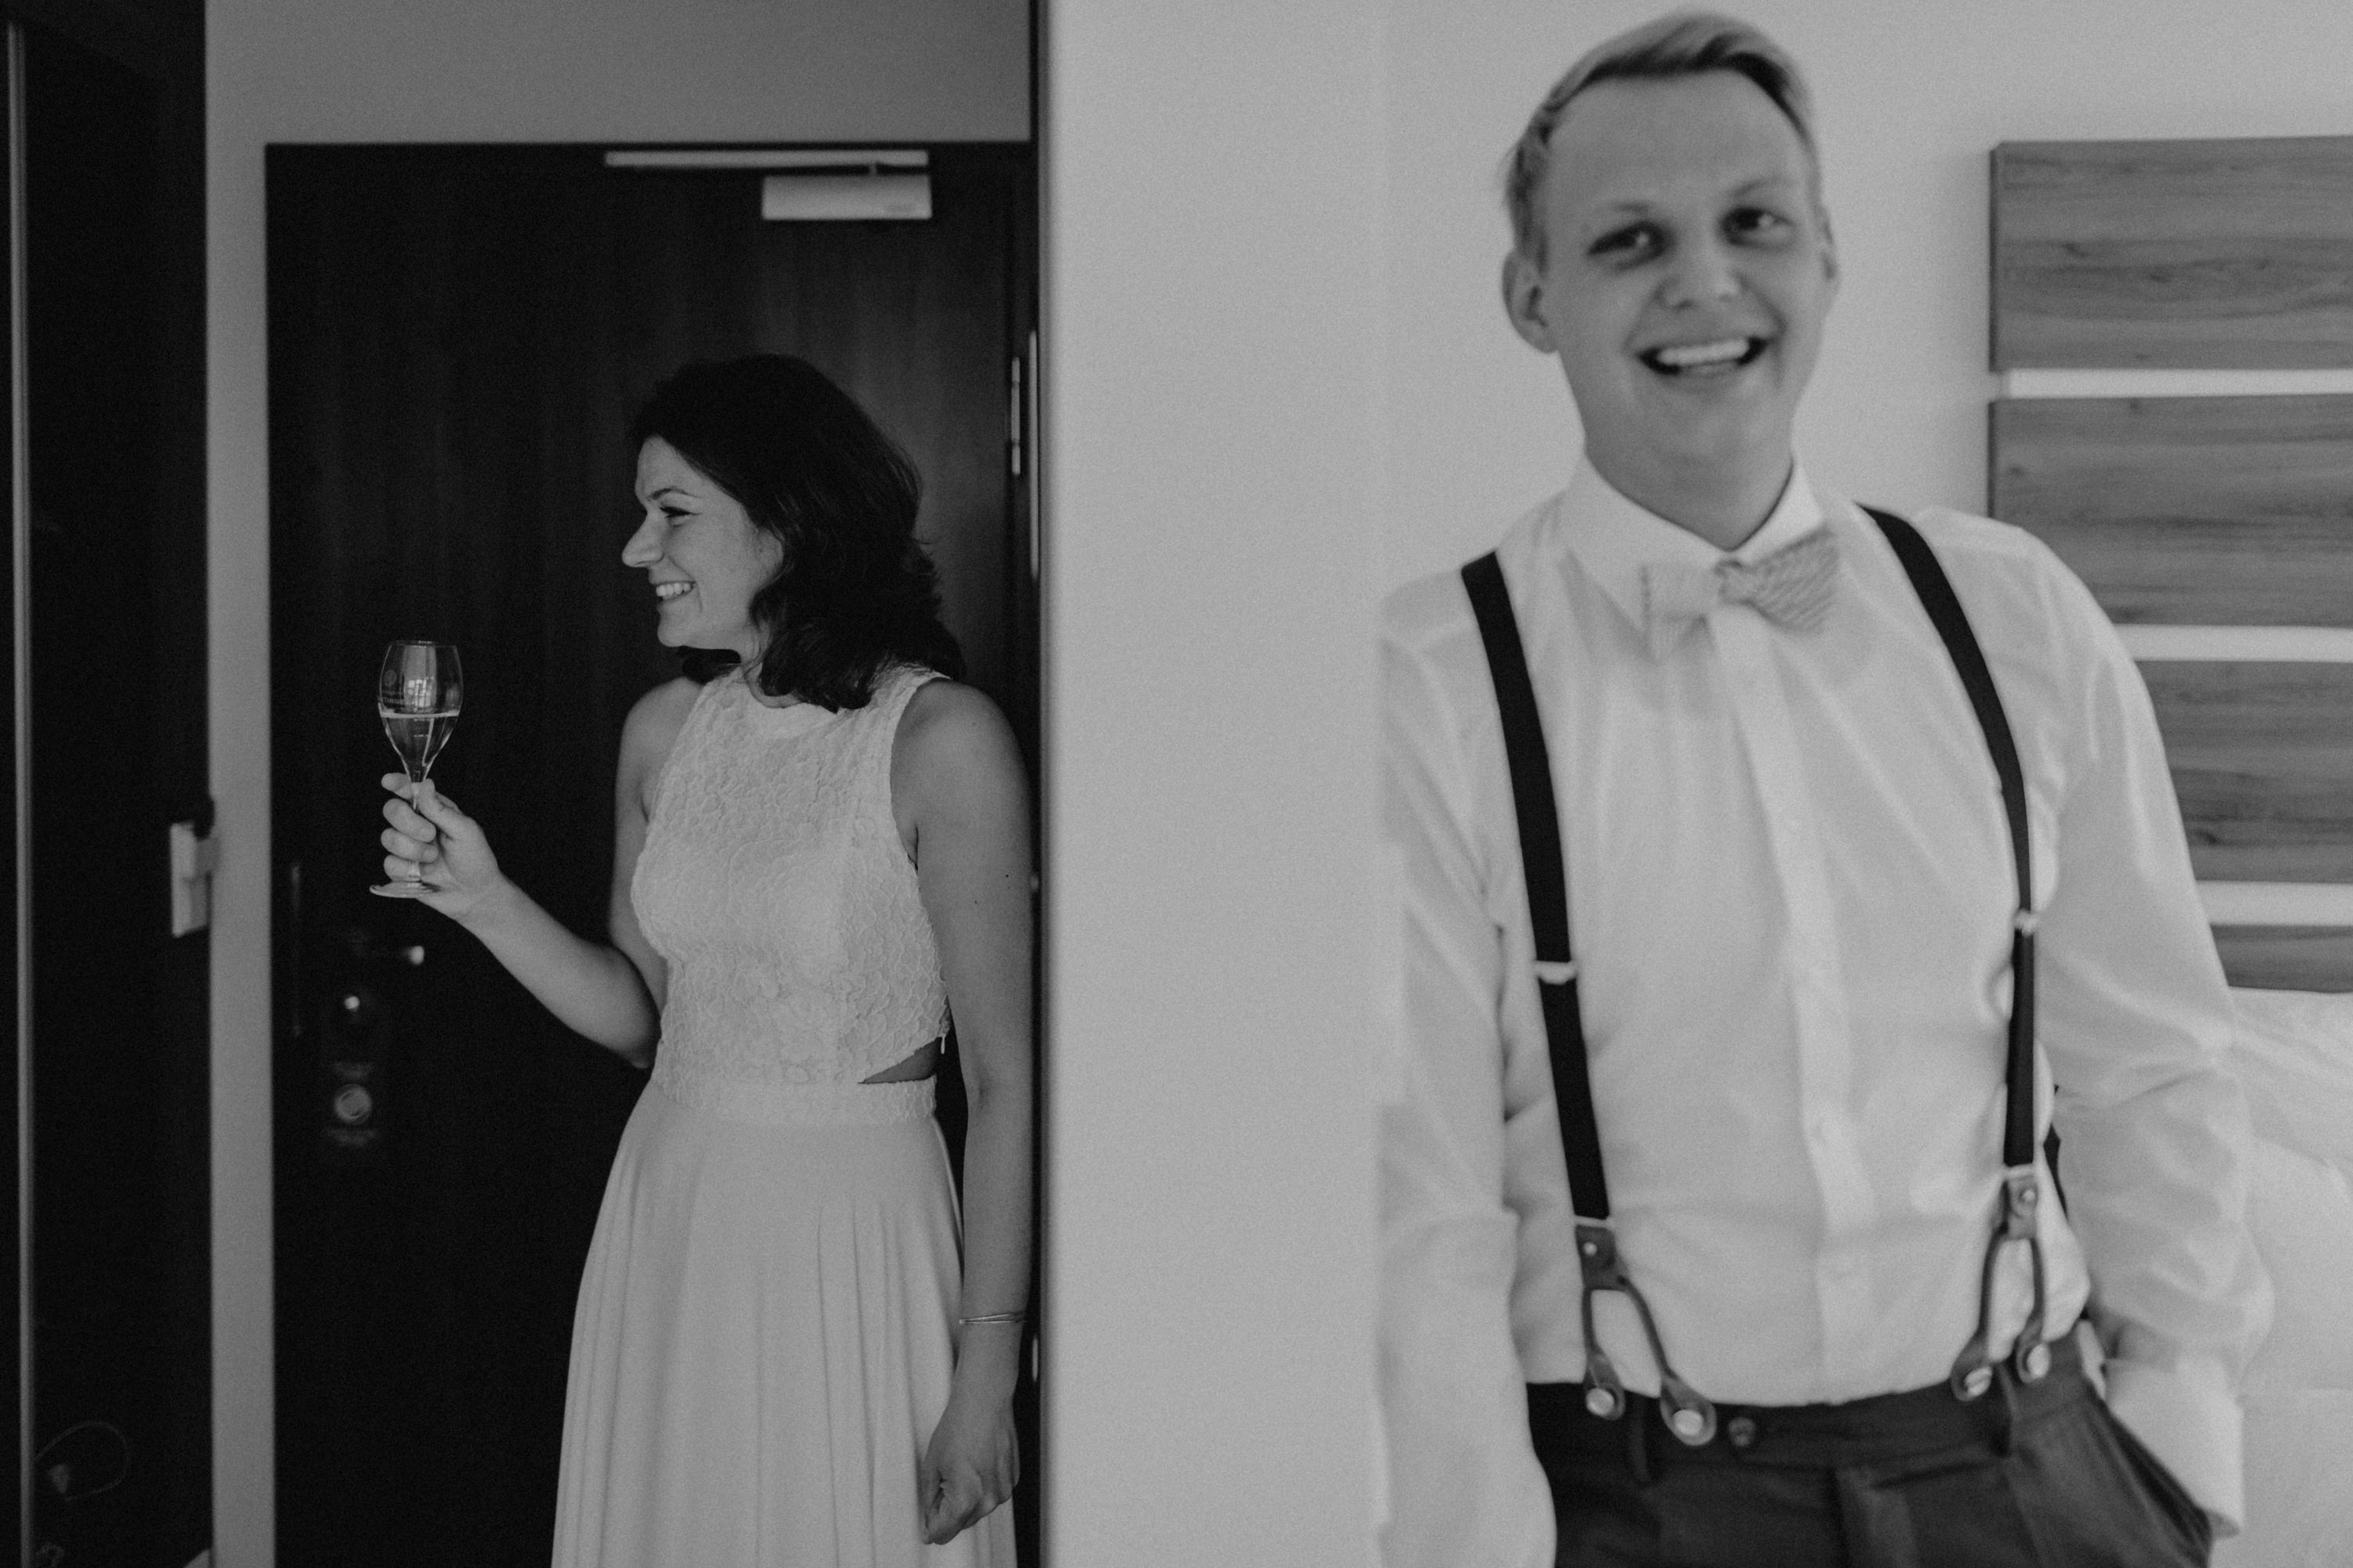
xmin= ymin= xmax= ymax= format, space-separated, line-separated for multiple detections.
xmin=1501 ymin=249 xmax=1556 ymax=354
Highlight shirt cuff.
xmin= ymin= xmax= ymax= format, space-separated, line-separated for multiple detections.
xmin=2101 ymin=1354 xmax=2245 ymax=1536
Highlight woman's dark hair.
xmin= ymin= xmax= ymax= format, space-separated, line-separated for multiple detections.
xmin=630 ymin=354 xmax=963 ymax=708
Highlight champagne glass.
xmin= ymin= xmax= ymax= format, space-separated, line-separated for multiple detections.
xmin=372 ymin=639 xmax=462 ymax=894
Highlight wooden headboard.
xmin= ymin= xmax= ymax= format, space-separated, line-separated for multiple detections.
xmin=1989 ymin=136 xmax=2353 ymax=991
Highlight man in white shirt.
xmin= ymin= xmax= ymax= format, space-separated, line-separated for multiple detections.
xmin=1378 ymin=13 xmax=2271 ymax=1567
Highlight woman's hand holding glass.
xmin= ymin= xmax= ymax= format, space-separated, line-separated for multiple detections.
xmin=375 ymin=775 xmax=508 ymax=922
xmin=373 ymin=638 xmax=468 ymax=897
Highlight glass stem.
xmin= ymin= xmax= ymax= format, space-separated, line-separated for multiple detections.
xmin=407 ymin=768 xmax=429 ymax=879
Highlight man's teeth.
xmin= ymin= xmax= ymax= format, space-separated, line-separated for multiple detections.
xmin=1650 ymin=337 xmax=1755 ymax=370
xmin=655 ymin=581 xmax=693 ymax=601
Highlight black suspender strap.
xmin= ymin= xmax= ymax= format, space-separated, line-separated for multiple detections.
xmin=1862 ymin=508 xmax=2050 ymax=1398
xmin=1864 ymin=510 xmax=2038 ymax=1170
xmin=1461 ymin=552 xmax=1717 ymax=1446
xmin=1459 ymin=553 xmax=1608 ymax=1221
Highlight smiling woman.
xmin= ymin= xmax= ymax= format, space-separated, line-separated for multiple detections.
xmin=628 ymin=438 xmax=784 ymax=659
xmin=620 ymin=357 xmax=967 ymax=708
xmin=372 ymin=355 xmax=1033 ymax=1566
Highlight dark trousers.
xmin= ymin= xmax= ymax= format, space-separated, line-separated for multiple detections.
xmin=1528 ymin=1337 xmax=2212 ymax=1568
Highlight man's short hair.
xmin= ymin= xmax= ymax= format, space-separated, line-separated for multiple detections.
xmin=1503 ymin=11 xmax=1817 ymax=265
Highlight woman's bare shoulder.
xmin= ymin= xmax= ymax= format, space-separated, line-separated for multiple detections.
xmin=898 ymin=678 xmax=1018 ymax=768
xmin=894 ymin=678 xmax=1025 ymax=809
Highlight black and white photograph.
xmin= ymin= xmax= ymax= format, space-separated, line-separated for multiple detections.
xmin=2 ymin=1 xmax=2351 ymax=1566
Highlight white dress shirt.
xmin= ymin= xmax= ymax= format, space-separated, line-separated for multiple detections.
xmin=1377 ymin=460 xmax=2272 ymax=1568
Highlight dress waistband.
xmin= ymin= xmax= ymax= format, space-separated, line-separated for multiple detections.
xmin=650 ymin=1065 xmax=936 ymax=1127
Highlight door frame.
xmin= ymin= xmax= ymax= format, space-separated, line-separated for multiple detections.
xmin=2 ymin=0 xmax=206 ymax=1563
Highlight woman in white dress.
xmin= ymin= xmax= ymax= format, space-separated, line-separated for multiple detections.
xmin=375 ymin=354 xmax=1031 ymax=1564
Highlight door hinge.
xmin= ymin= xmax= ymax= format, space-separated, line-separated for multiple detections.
xmin=1008 ymin=353 xmax=1024 ymax=478
xmin=1024 ymin=330 xmax=1040 ymax=581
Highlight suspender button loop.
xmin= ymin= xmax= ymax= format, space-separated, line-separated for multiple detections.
xmin=1659 ymin=1376 xmax=1717 ymax=1447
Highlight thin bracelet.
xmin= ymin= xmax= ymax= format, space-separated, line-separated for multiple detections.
xmin=957 ymin=1310 xmax=1026 ymax=1326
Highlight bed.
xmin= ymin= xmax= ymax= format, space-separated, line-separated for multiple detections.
xmin=2218 ymin=988 xmax=2353 ymax=1567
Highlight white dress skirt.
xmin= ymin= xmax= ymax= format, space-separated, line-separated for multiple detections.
xmin=552 ymin=1076 xmax=1014 ymax=1567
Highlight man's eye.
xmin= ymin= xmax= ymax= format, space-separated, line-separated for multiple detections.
xmin=1590 ymin=225 xmax=1660 ymax=260
xmin=661 ymin=507 xmax=689 ymax=523
xmin=1728 ymin=208 xmax=1790 ymax=241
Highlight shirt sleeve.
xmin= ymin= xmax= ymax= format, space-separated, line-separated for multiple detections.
xmin=1377 ymin=598 xmax=1555 ymax=1568
xmin=2030 ymin=555 xmax=2275 ymax=1534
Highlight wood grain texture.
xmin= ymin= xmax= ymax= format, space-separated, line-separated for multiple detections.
xmin=1989 ymin=395 xmax=2353 ymax=626
xmin=2142 ymin=663 xmax=2353 ymax=882
xmin=2213 ymin=926 xmax=2353 ymax=991
xmin=1992 ymin=136 xmax=2353 ymax=368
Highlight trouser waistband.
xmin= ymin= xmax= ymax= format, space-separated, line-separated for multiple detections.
xmin=1528 ymin=1330 xmax=2085 ymax=1473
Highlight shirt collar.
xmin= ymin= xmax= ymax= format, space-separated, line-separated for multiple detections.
xmin=1550 ymin=457 xmax=1829 ymax=631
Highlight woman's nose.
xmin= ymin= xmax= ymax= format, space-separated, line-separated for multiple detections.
xmin=621 ymin=511 xmax=664 ymax=568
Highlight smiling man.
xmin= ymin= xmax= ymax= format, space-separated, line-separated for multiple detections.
xmin=1378 ymin=13 xmax=2270 ymax=1568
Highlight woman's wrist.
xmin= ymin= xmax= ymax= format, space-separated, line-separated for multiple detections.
xmin=949 ymin=1358 xmax=1019 ymax=1406
xmin=950 ymin=1322 xmax=1023 ymax=1394
xmin=451 ymin=871 xmax=524 ymax=931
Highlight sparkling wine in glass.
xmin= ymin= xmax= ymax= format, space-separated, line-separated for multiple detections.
xmin=374 ymin=639 xmax=461 ymax=893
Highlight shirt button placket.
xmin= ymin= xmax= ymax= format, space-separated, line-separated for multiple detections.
xmin=1718 ymin=611 xmax=1876 ymax=1373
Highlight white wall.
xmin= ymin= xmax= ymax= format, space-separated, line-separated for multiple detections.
xmin=205 ymin=3 xmax=1025 ymax=1561
xmin=1380 ymin=0 xmax=2353 ymax=587
xmin=1040 ymin=2 xmax=1382 ymax=1563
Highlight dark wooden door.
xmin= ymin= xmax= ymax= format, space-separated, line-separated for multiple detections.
xmin=11 ymin=5 xmax=211 ymax=1566
xmin=267 ymin=144 xmax=1036 ymax=1566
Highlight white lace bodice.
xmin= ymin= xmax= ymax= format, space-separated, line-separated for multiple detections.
xmin=632 ymin=664 xmax=948 ymax=1108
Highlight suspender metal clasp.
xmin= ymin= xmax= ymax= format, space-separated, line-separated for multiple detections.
xmin=1575 ymin=1221 xmax=1718 ymax=1446
xmin=1949 ymin=1165 xmax=2050 ymax=1400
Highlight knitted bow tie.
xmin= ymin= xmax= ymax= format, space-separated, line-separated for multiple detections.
xmin=1638 ymin=526 xmax=1839 ymax=656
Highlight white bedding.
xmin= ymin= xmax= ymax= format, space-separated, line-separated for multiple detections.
xmin=2213 ymin=987 xmax=2353 ymax=1568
